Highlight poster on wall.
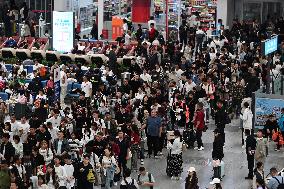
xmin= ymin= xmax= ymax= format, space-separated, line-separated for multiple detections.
xmin=52 ymin=11 xmax=74 ymax=53
xmin=254 ymin=97 xmax=284 ymax=129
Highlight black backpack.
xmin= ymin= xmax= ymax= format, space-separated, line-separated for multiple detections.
xmin=121 ymin=178 xmax=137 ymax=189
xmin=273 ymin=177 xmax=284 ymax=189
xmin=138 ymin=173 xmax=153 ymax=189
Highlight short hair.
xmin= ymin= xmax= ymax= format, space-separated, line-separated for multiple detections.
xmin=270 ymin=167 xmax=278 ymax=173
xmin=244 ymin=102 xmax=249 ymax=108
xmin=124 ymin=168 xmax=131 ymax=177
xmin=2 ymin=133 xmax=10 ymax=139
xmin=139 ymin=167 xmax=146 ymax=172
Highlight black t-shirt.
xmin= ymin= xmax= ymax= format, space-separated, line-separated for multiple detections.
xmin=86 ymin=139 xmax=107 ymax=157
xmin=116 ymin=138 xmax=130 ymax=159
xmin=36 ymin=130 xmax=52 ymax=143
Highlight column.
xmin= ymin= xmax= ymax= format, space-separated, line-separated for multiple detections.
xmin=98 ymin=0 xmax=104 ymax=38
xmin=216 ymin=0 xmax=228 ymax=27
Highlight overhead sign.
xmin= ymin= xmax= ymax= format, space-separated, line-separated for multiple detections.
xmin=261 ymin=35 xmax=278 ymax=56
xmin=52 ymin=11 xmax=74 ymax=53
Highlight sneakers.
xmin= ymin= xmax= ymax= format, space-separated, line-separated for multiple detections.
xmin=198 ymin=146 xmax=204 ymax=151
xmin=274 ymin=148 xmax=280 ymax=152
xmin=114 ymin=182 xmax=118 ymax=186
xmin=194 ymin=146 xmax=204 ymax=151
xmin=154 ymin=156 xmax=160 ymax=159
xmin=140 ymin=159 xmax=144 ymax=165
xmin=158 ymin=152 xmax=163 ymax=156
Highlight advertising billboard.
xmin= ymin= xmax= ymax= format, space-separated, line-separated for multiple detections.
xmin=52 ymin=11 xmax=74 ymax=53
xmin=254 ymin=97 xmax=284 ymax=129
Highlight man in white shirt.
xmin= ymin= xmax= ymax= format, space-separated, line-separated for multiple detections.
xmin=124 ymin=31 xmax=131 ymax=45
xmin=81 ymin=76 xmax=92 ymax=98
xmin=46 ymin=122 xmax=59 ymax=143
xmin=47 ymin=112 xmax=62 ymax=129
xmin=184 ymin=77 xmax=196 ymax=93
xmin=18 ymin=116 xmax=30 ymax=142
xmin=33 ymin=59 xmax=43 ymax=71
xmin=60 ymin=66 xmax=68 ymax=106
xmin=10 ymin=115 xmax=20 ymax=138
xmin=140 ymin=69 xmax=152 ymax=83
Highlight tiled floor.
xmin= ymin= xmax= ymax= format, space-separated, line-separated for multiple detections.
xmin=125 ymin=118 xmax=284 ymax=189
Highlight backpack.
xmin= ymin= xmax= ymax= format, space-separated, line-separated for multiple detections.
xmin=87 ymin=169 xmax=96 ymax=183
xmin=124 ymin=178 xmax=137 ymax=189
xmin=138 ymin=173 xmax=153 ymax=189
xmin=273 ymin=176 xmax=284 ymax=189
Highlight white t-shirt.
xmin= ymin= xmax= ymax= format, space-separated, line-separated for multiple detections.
xmin=81 ymin=81 xmax=92 ymax=98
xmin=48 ymin=127 xmax=59 ymax=142
xmin=47 ymin=116 xmax=62 ymax=129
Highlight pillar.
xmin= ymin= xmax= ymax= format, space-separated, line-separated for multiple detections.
xmin=98 ymin=0 xmax=104 ymax=38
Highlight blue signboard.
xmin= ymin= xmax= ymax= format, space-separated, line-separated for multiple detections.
xmin=262 ymin=35 xmax=278 ymax=56
xmin=254 ymin=97 xmax=284 ymax=129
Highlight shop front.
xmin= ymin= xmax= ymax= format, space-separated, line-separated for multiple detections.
xmin=234 ymin=0 xmax=284 ymax=24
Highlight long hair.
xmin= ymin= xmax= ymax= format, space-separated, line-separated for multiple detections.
xmin=185 ymin=172 xmax=198 ymax=189
xmin=45 ymin=164 xmax=57 ymax=186
xmin=174 ymin=130 xmax=182 ymax=142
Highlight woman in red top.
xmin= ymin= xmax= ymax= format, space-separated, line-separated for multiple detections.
xmin=193 ymin=102 xmax=205 ymax=151
xmin=130 ymin=125 xmax=141 ymax=170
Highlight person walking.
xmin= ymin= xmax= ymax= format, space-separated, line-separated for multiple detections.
xmin=245 ymin=129 xmax=257 ymax=180
xmin=101 ymin=148 xmax=117 ymax=189
xmin=179 ymin=20 xmax=189 ymax=47
xmin=212 ymin=129 xmax=224 ymax=161
xmin=254 ymin=130 xmax=268 ymax=164
xmin=241 ymin=102 xmax=253 ymax=146
xmin=252 ymin=162 xmax=265 ymax=189
xmin=193 ymin=102 xmax=205 ymax=151
xmin=214 ymin=100 xmax=228 ymax=146
xmin=195 ymin=26 xmax=205 ymax=54
xmin=120 ymin=168 xmax=139 ymax=189
xmin=185 ymin=167 xmax=199 ymax=189
xmin=267 ymin=167 xmax=284 ymax=189
xmin=167 ymin=130 xmax=183 ymax=180
xmin=137 ymin=167 xmax=155 ymax=189
xmin=146 ymin=109 xmax=162 ymax=158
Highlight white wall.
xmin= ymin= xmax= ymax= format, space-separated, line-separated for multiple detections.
xmin=217 ymin=0 xmax=228 ymax=27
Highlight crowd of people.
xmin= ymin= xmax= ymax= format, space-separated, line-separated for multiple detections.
xmin=0 ymin=1 xmax=284 ymax=189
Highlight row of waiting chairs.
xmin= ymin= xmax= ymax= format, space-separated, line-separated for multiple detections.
xmin=0 ymin=81 xmax=82 ymax=102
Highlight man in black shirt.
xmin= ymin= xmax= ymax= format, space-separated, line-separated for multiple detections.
xmin=245 ymin=129 xmax=256 ymax=180
xmin=24 ymin=126 xmax=37 ymax=155
xmin=36 ymin=124 xmax=52 ymax=147
xmin=120 ymin=79 xmax=132 ymax=97
xmin=85 ymin=132 xmax=107 ymax=157
xmin=214 ymin=100 xmax=228 ymax=146
xmin=116 ymin=131 xmax=130 ymax=174
xmin=0 ymin=133 xmax=15 ymax=163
